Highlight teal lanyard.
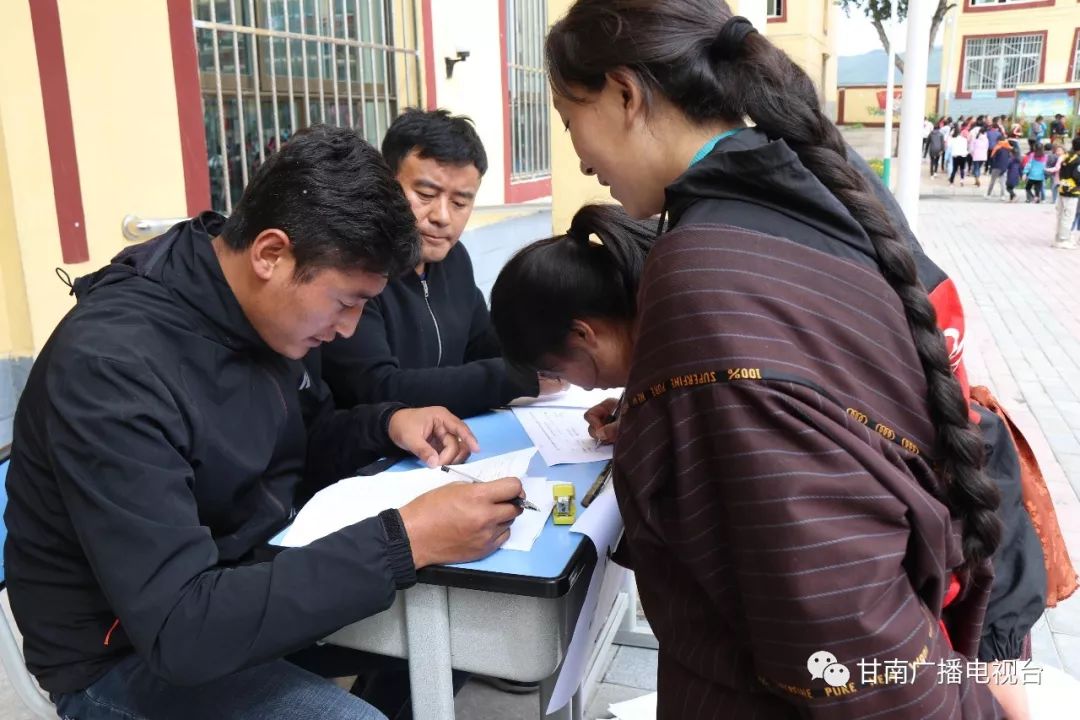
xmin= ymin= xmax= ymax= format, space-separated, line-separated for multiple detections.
xmin=689 ymin=127 xmax=746 ymax=167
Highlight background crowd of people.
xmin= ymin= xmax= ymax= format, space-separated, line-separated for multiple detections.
xmin=923 ymin=113 xmax=1080 ymax=250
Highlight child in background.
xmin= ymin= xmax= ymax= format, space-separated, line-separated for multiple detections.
xmin=971 ymin=127 xmax=988 ymax=187
xmin=1024 ymin=148 xmax=1048 ymax=203
xmin=1056 ymin=138 xmax=1080 ymax=249
xmin=928 ymin=124 xmax=945 ymax=177
xmin=1006 ymin=147 xmax=1023 ymax=203
xmin=1046 ymin=145 xmax=1063 ymax=204
xmin=987 ymin=136 xmax=1013 ymax=199
xmin=949 ymin=127 xmax=969 ymax=185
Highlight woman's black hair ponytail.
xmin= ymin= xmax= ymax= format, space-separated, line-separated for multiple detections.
xmin=491 ymin=204 xmax=653 ymax=369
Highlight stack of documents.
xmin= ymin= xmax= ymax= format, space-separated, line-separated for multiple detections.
xmin=281 ymin=448 xmax=555 ymax=553
xmin=510 ymin=385 xmax=623 ymax=466
xmin=510 ymin=385 xmax=616 ymax=410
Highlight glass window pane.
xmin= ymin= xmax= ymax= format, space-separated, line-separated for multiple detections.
xmin=194 ymin=0 xmax=415 ymax=210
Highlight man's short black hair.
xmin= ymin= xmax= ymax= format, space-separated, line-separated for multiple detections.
xmin=381 ymin=108 xmax=488 ymax=177
xmin=221 ymin=124 xmax=419 ymax=280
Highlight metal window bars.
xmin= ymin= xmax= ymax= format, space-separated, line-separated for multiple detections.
xmin=962 ymin=33 xmax=1042 ymax=93
xmin=1074 ymin=33 xmax=1080 ymax=84
xmin=506 ymin=0 xmax=551 ymax=184
xmin=194 ymin=0 xmax=420 ymax=213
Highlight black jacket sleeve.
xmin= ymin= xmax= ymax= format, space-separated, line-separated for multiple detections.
xmin=973 ymin=405 xmax=1048 ymax=661
xmin=323 ymin=297 xmax=539 ymax=419
xmin=300 ymin=353 xmax=404 ymax=493
xmin=45 ymin=355 xmax=414 ymax=686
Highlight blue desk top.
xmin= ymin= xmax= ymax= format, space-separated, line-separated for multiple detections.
xmin=275 ymin=411 xmax=606 ymax=591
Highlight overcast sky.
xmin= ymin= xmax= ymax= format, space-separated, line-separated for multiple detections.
xmin=834 ymin=9 xmax=945 ymax=57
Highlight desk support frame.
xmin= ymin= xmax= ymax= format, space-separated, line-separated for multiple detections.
xmin=404 ymin=584 xmax=456 ymax=719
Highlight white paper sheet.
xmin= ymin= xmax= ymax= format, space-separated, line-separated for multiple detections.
xmin=510 ymin=385 xmax=623 ymax=410
xmin=281 ymin=449 xmax=546 ymax=551
xmin=609 ymin=692 xmax=657 ymax=720
xmin=445 ymin=447 xmax=536 ymax=481
xmin=502 ymin=477 xmax=557 ymax=552
xmin=511 ymin=407 xmax=614 ymax=466
xmin=281 ymin=467 xmax=446 ymax=547
xmin=546 ymin=486 xmax=624 ymax=713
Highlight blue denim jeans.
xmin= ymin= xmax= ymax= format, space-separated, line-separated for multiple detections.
xmin=51 ymin=652 xmax=387 ymax=720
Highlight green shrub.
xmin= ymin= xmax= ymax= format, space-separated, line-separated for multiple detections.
xmin=867 ymin=158 xmax=885 ymax=179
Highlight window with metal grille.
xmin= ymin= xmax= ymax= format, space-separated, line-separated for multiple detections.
xmin=194 ymin=0 xmax=420 ymax=213
xmin=1074 ymin=32 xmax=1080 ymax=83
xmin=506 ymin=0 xmax=550 ymax=184
xmin=969 ymin=0 xmax=1043 ymax=6
xmin=962 ymin=34 xmax=1042 ymax=92
xmin=767 ymin=0 xmax=784 ymax=17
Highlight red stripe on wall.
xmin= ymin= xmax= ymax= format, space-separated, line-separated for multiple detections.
xmin=29 ymin=0 xmax=88 ymax=264
xmin=421 ymin=0 xmax=437 ymax=110
xmin=499 ymin=0 xmax=513 ymax=201
xmin=167 ymin=0 xmax=210 ymax=216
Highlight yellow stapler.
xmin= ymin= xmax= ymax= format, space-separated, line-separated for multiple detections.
xmin=552 ymin=483 xmax=576 ymax=525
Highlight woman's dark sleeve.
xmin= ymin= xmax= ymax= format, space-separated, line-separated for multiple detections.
xmin=974 ymin=405 xmax=1048 ymax=661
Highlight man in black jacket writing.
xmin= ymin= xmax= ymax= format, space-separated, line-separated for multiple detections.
xmin=320 ymin=109 xmax=564 ymax=417
xmin=3 ymin=126 xmax=524 ymax=719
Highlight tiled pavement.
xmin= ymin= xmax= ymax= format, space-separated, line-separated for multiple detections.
xmin=918 ymin=195 xmax=1080 ymax=679
xmin=3 ymin=195 xmax=1079 ymax=718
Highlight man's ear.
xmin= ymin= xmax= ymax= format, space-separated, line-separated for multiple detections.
xmin=250 ymin=229 xmax=292 ymax=281
xmin=606 ymin=68 xmax=646 ymax=127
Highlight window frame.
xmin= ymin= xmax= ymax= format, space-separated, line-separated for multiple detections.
xmin=767 ymin=0 xmax=786 ymax=23
xmin=955 ymin=31 xmax=1046 ymax=100
xmin=1071 ymin=28 xmax=1080 ymax=84
xmin=501 ymin=0 xmax=551 ymax=203
xmin=963 ymin=0 xmax=1055 ymax=13
xmin=193 ymin=0 xmax=420 ymax=213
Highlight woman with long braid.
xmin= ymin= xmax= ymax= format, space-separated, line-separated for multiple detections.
xmin=509 ymin=2 xmax=1004 ymax=716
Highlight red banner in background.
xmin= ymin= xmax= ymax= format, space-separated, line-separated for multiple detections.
xmin=876 ymin=88 xmax=903 ymax=111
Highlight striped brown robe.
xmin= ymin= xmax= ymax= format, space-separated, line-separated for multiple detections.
xmin=614 ymin=224 xmax=1002 ymax=718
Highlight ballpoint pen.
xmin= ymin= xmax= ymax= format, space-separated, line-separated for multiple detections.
xmin=440 ymin=465 xmax=540 ymax=511
xmin=593 ymin=391 xmax=626 ymax=449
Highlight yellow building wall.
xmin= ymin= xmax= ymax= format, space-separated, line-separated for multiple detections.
xmin=945 ymin=1 xmax=1079 ymax=98
xmin=839 ymin=86 xmax=941 ymax=126
xmin=764 ymin=0 xmax=838 ymax=119
xmin=0 ymin=0 xmax=63 ymax=359
xmin=0 ymin=114 xmax=33 ymax=358
xmin=0 ymin=0 xmax=188 ymax=355
xmin=547 ymin=0 xmax=612 ymax=234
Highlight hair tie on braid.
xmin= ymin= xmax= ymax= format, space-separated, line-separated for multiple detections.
xmin=713 ymin=16 xmax=756 ymax=62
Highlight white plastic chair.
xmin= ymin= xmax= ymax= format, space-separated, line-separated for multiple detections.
xmin=0 ymin=455 xmax=55 ymax=718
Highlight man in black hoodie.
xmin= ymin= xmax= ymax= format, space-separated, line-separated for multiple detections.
xmin=3 ymin=126 xmax=525 ymax=720
xmin=320 ymin=110 xmax=563 ymax=418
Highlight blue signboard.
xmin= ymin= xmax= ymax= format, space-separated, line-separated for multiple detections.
xmin=1015 ymin=90 xmax=1078 ymax=119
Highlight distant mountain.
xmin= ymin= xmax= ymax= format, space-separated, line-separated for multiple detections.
xmin=839 ymin=47 xmax=943 ymax=87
